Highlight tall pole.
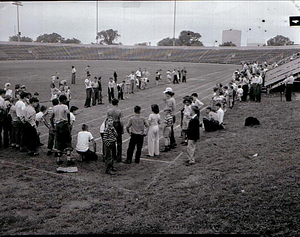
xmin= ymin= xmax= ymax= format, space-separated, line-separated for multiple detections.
xmin=173 ymin=0 xmax=176 ymax=47
xmin=12 ymin=2 xmax=23 ymax=43
xmin=96 ymin=1 xmax=98 ymax=44
xmin=17 ymin=5 xmax=20 ymax=42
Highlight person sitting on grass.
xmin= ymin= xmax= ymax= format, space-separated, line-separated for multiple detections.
xmin=75 ymin=124 xmax=98 ymax=162
xmin=202 ymin=107 xmax=221 ymax=132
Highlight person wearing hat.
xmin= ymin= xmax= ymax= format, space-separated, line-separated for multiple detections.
xmin=15 ymin=84 xmax=21 ymax=99
xmin=163 ymin=87 xmax=177 ymax=148
xmin=32 ymin=92 xmax=41 ymax=113
xmin=4 ymin=83 xmax=12 ymax=98
xmin=185 ymin=105 xmax=200 ymax=166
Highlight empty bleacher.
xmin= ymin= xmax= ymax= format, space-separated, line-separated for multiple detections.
xmin=0 ymin=41 xmax=299 ymax=66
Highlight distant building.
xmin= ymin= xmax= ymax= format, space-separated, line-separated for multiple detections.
xmin=222 ymin=29 xmax=242 ymax=47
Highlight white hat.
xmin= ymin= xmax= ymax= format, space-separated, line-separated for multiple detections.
xmin=4 ymin=83 xmax=11 ymax=88
xmin=163 ymin=87 xmax=173 ymax=93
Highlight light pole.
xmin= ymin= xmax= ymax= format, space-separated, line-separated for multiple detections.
xmin=173 ymin=0 xmax=176 ymax=47
xmin=96 ymin=1 xmax=98 ymax=44
xmin=12 ymin=1 xmax=23 ymax=43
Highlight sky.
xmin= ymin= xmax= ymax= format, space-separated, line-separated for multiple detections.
xmin=0 ymin=0 xmax=300 ymax=46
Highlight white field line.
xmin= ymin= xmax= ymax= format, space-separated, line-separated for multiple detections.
xmin=144 ymin=151 xmax=183 ymax=190
xmin=39 ymin=68 xmax=232 ymax=138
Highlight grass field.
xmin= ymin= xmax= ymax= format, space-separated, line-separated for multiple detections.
xmin=0 ymin=60 xmax=299 ymax=235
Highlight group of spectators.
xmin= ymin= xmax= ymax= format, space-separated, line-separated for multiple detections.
xmin=1 ymin=59 xmax=296 ymax=175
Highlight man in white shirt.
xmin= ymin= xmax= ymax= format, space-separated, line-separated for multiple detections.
xmin=76 ymin=124 xmax=98 ymax=161
xmin=282 ymin=73 xmax=295 ymax=101
xmin=15 ymin=91 xmax=28 ymax=151
xmin=127 ymin=71 xmax=136 ymax=94
xmin=191 ymin=93 xmax=204 ymax=110
xmin=84 ymin=74 xmax=92 ymax=108
xmin=216 ymin=103 xmax=224 ymax=128
xmin=71 ymin=66 xmax=76 ymax=84
xmin=135 ymin=68 xmax=142 ymax=89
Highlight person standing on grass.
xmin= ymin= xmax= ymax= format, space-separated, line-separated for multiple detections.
xmin=191 ymin=93 xmax=204 ymax=110
xmin=8 ymin=98 xmax=18 ymax=148
xmin=241 ymin=76 xmax=249 ymax=102
xmin=181 ymin=98 xmax=192 ymax=146
xmin=113 ymin=69 xmax=118 ymax=83
xmin=142 ymin=68 xmax=150 ymax=89
xmin=136 ymin=68 xmax=142 ymax=89
xmin=172 ymin=69 xmax=179 ymax=84
xmin=163 ymin=87 xmax=177 ymax=149
xmin=15 ymin=92 xmax=27 ymax=152
xmin=69 ymin=106 xmax=78 ymax=132
xmin=147 ymin=104 xmax=161 ymax=157
xmin=108 ymin=77 xmax=116 ymax=104
xmin=0 ymin=89 xmax=6 ymax=148
xmin=23 ymin=97 xmax=39 ymax=156
xmin=92 ymin=76 xmax=99 ymax=106
xmin=71 ymin=66 xmax=76 ymax=84
xmin=76 ymin=124 xmax=98 ymax=162
xmin=43 ymin=98 xmax=59 ymax=156
xmin=107 ymin=98 xmax=123 ymax=163
xmin=85 ymin=65 xmax=90 ymax=76
xmin=161 ymin=107 xmax=173 ymax=152
xmin=124 ymin=106 xmax=149 ymax=164
xmin=216 ymin=103 xmax=224 ymax=129
xmin=166 ymin=70 xmax=172 ymax=84
xmin=102 ymin=117 xmax=118 ymax=175
xmin=185 ymin=106 xmax=200 ymax=166
xmin=84 ymin=74 xmax=92 ymax=108
xmin=181 ymin=67 xmax=187 ymax=83
xmin=97 ymin=77 xmax=103 ymax=105
xmin=282 ymin=73 xmax=295 ymax=101
xmin=127 ymin=71 xmax=136 ymax=94
xmin=51 ymin=95 xmax=73 ymax=166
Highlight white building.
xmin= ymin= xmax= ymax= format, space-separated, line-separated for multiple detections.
xmin=222 ymin=29 xmax=242 ymax=47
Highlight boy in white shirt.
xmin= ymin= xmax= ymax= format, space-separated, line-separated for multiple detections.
xmin=236 ymin=85 xmax=244 ymax=102
xmin=216 ymin=103 xmax=224 ymax=129
xmin=76 ymin=124 xmax=98 ymax=162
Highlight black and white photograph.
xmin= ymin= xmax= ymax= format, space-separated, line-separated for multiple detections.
xmin=0 ymin=0 xmax=300 ymax=235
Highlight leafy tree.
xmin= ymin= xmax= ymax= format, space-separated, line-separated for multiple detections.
xmin=96 ymin=29 xmax=121 ymax=45
xmin=157 ymin=37 xmax=181 ymax=46
xmin=178 ymin=30 xmax=203 ymax=46
xmin=62 ymin=38 xmax=81 ymax=44
xmin=9 ymin=35 xmax=33 ymax=42
xmin=35 ymin=32 xmax=64 ymax=43
xmin=219 ymin=42 xmax=236 ymax=47
xmin=267 ymin=35 xmax=294 ymax=46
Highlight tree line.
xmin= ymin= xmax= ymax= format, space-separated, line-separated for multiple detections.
xmin=9 ymin=29 xmax=295 ymax=47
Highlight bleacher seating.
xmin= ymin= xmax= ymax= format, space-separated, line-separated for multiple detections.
xmin=0 ymin=42 xmax=299 ymax=66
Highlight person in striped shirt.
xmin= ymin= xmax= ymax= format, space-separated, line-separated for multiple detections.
xmin=102 ymin=117 xmax=118 ymax=175
xmin=161 ymin=108 xmax=174 ymax=152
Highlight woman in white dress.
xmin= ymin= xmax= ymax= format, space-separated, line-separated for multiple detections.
xmin=147 ymin=104 xmax=161 ymax=157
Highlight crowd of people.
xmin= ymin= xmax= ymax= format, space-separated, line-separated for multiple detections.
xmin=0 ymin=60 xmax=296 ymax=175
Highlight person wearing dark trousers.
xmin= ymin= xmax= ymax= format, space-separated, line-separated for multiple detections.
xmin=241 ymin=76 xmax=249 ymax=102
xmin=97 ymin=77 xmax=103 ymax=104
xmin=163 ymin=87 xmax=177 ymax=148
xmin=71 ymin=66 xmax=76 ymax=84
xmin=102 ymin=117 xmax=118 ymax=175
xmin=84 ymin=75 xmax=92 ymax=108
xmin=15 ymin=92 xmax=28 ymax=151
xmin=76 ymin=124 xmax=98 ymax=162
xmin=91 ymin=77 xmax=99 ymax=106
xmin=124 ymin=106 xmax=149 ymax=164
xmin=282 ymin=73 xmax=294 ymax=101
xmin=0 ymin=89 xmax=6 ymax=148
xmin=181 ymin=67 xmax=187 ymax=83
xmin=172 ymin=69 xmax=179 ymax=84
xmin=107 ymin=98 xmax=123 ymax=163
xmin=23 ymin=97 xmax=39 ymax=156
xmin=113 ymin=70 xmax=118 ymax=83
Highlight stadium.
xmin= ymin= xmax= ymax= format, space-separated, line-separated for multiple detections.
xmin=0 ymin=1 xmax=300 ymax=235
